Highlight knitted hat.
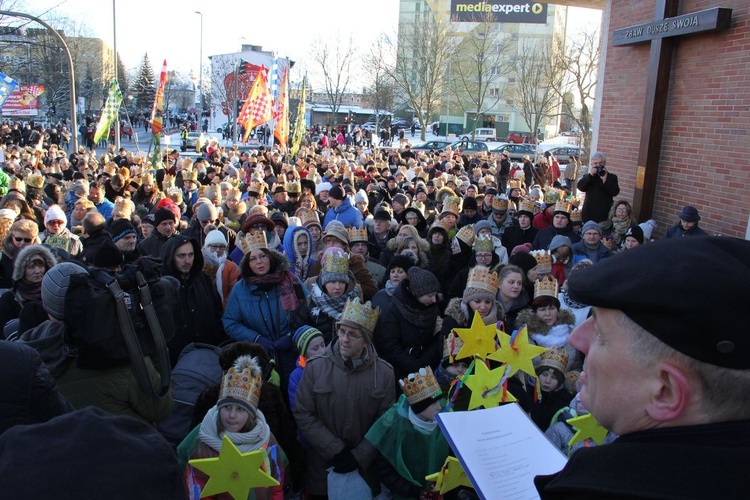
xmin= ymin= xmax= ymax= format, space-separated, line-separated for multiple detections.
xmin=0 ymin=208 xmax=16 ymax=221
xmin=511 ymin=243 xmax=532 ymax=256
xmin=328 ymin=186 xmax=345 ymax=200
xmin=354 ymin=189 xmax=368 ymax=205
xmin=625 ymin=225 xmax=644 ymax=244
xmin=110 ymin=219 xmax=136 ymax=243
xmin=270 ymin=211 xmax=288 ymax=229
xmin=42 ymin=262 xmax=88 ymax=320
xmin=204 ymin=230 xmax=227 ymax=247
xmin=324 ymin=224 xmax=349 ymax=247
xmin=320 ymin=247 xmax=350 ymax=285
xmin=293 ymin=326 xmax=324 ymax=356
xmin=392 ymin=193 xmax=409 ymax=207
xmin=218 ymin=355 xmax=263 ymax=414
xmin=92 ymin=240 xmax=124 ymax=270
xmin=387 ymin=254 xmax=417 ymax=275
xmin=473 ymin=220 xmax=492 ymax=236
xmin=678 ymin=205 xmax=701 ymax=223
xmin=196 ymin=202 xmax=218 ymax=222
xmin=0 ymin=407 xmax=186 ymax=499
xmin=407 ymin=267 xmax=440 ymax=298
xmin=581 ymin=220 xmax=602 ymax=236
xmin=141 ymin=213 xmax=156 ymax=227
xmin=316 ymin=182 xmax=333 ymax=195
xmin=154 ymin=207 xmax=176 ymax=226
xmin=44 ymin=205 xmax=66 ymax=225
xmin=508 ymin=252 xmax=537 ymax=276
xmin=462 ymin=197 xmax=478 ymax=211
xmin=549 ymin=235 xmax=573 ymax=253
xmin=373 ymin=207 xmax=393 ymax=221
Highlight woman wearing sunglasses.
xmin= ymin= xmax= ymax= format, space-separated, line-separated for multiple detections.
xmin=0 ymin=220 xmax=40 ymax=290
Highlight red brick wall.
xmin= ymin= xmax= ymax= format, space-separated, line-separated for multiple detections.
xmin=598 ymin=0 xmax=750 ymax=237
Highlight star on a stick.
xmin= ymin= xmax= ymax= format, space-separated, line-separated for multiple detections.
xmin=453 ymin=310 xmax=499 ymax=360
xmin=567 ymin=413 xmax=609 ymax=447
xmin=189 ymin=435 xmax=279 ymax=499
xmin=425 ymin=456 xmax=474 ymax=494
xmin=487 ymin=324 xmax=547 ymax=378
xmin=463 ymin=360 xmax=517 ymax=409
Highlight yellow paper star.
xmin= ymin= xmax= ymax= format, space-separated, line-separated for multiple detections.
xmin=487 ymin=324 xmax=548 ymax=378
xmin=453 ymin=310 xmax=499 ymax=360
xmin=567 ymin=413 xmax=609 ymax=447
xmin=189 ymin=435 xmax=279 ymax=499
xmin=425 ymin=456 xmax=474 ymax=494
xmin=463 ymin=360 xmax=517 ymax=409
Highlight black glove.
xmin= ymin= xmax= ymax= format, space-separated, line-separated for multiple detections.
xmin=331 ymin=446 xmax=358 ymax=473
xmin=273 ymin=335 xmax=293 ymax=352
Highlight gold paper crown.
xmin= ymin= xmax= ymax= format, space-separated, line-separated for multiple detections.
xmin=554 ymin=200 xmax=571 ymax=214
xmin=530 ymin=249 xmax=552 ymax=267
xmin=348 ymin=226 xmax=368 ymax=243
xmin=26 ymin=173 xmax=44 ymax=189
xmin=287 ymin=181 xmax=300 ymax=194
xmin=142 ymin=173 xmax=155 ymax=186
xmin=538 ymin=346 xmax=568 ymax=375
xmin=248 ymin=180 xmax=265 ymax=195
xmin=473 ymin=235 xmax=494 ymax=254
xmin=443 ymin=330 xmax=465 ymax=361
xmin=114 ymin=198 xmax=132 ymax=215
xmin=205 ymin=183 xmax=220 ymax=202
xmin=492 ymin=196 xmax=509 ymax=212
xmin=178 ymin=158 xmax=194 ymax=170
xmin=162 ymin=174 xmax=175 ymax=191
xmin=570 ymin=209 xmax=582 ymax=223
xmin=545 ymin=190 xmax=561 ymax=204
xmin=102 ymin=162 xmax=118 ymax=177
xmin=299 ymin=209 xmax=320 ymax=228
xmin=518 ymin=199 xmax=535 ymax=214
xmin=245 ymin=231 xmax=268 ymax=253
xmin=466 ymin=265 xmax=499 ymax=295
xmin=8 ymin=177 xmax=25 ymax=193
xmin=399 ymin=366 xmax=442 ymax=406
xmin=323 ymin=250 xmax=350 ymax=275
xmin=410 ymin=200 xmax=426 ymax=215
xmin=219 ymin=355 xmax=263 ymax=412
xmin=182 ymin=169 xmax=198 ymax=183
xmin=455 ymin=225 xmax=475 ymax=246
xmin=508 ymin=179 xmax=522 ymax=190
xmin=441 ymin=196 xmax=461 ymax=217
xmin=340 ymin=298 xmax=379 ymax=334
xmin=167 ymin=187 xmax=183 ymax=205
xmin=472 ymin=167 xmax=481 ymax=175
xmin=534 ymin=275 xmax=559 ymax=299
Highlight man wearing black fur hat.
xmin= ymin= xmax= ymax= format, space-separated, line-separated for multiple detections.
xmin=535 ymin=237 xmax=750 ymax=498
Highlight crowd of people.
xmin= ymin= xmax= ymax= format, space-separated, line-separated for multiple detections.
xmin=0 ymin=119 xmax=737 ymax=499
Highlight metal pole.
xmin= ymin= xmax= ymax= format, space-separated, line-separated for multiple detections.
xmin=232 ymin=60 xmax=238 ymax=146
xmin=195 ymin=11 xmax=203 ymax=120
xmin=113 ymin=0 xmax=120 ymax=150
xmin=0 ymin=10 xmax=78 ymax=152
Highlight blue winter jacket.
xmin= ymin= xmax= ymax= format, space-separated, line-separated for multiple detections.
xmin=323 ymin=197 xmax=364 ymax=229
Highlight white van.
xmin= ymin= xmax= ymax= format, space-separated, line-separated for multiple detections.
xmin=462 ymin=127 xmax=497 ymax=142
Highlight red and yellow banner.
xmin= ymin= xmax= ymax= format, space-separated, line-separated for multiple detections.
xmin=273 ymin=67 xmax=289 ymax=150
xmin=150 ymin=60 xmax=168 ymax=135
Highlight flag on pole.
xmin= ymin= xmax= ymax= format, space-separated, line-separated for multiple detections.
xmin=93 ymin=80 xmax=123 ymax=144
xmin=270 ymin=57 xmax=280 ymax=104
xmin=151 ymin=60 xmax=168 ymax=135
xmin=238 ymin=67 xmax=273 ymax=143
xmin=0 ymin=72 xmax=19 ymax=108
xmin=273 ymin=67 xmax=289 ymax=150
xmin=290 ymin=76 xmax=307 ymax=159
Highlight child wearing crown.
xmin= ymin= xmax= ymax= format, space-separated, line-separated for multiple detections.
xmin=517 ymin=276 xmax=581 ymax=373
xmin=181 ymin=355 xmax=287 ymax=499
xmin=365 ymin=366 xmax=450 ymax=499
xmin=527 ymin=347 xmax=575 ymax=431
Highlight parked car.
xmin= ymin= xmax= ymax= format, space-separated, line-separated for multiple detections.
xmin=361 ymin=122 xmax=378 ymax=132
xmin=462 ymin=127 xmax=497 ymax=142
xmin=391 ymin=119 xmax=410 ymax=129
xmin=185 ymin=132 xmax=211 ymax=149
xmin=538 ymin=145 xmax=585 ymax=165
xmin=448 ymin=140 xmax=490 ymax=154
xmin=490 ymin=142 xmax=537 ymax=162
xmin=506 ymin=131 xmax=527 ymax=144
xmin=411 ymin=140 xmax=453 ymax=151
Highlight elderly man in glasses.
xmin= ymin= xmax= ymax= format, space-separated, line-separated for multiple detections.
xmin=294 ymin=298 xmax=395 ymax=499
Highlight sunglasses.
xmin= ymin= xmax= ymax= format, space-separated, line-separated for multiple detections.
xmin=13 ymin=236 xmax=32 ymax=243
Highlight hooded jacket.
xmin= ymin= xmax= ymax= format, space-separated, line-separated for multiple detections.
xmin=0 ymin=245 xmax=56 ymax=332
xmin=293 ymin=340 xmax=396 ymax=496
xmin=161 ymin=235 xmax=225 ymax=366
xmin=323 ymin=196 xmax=364 ymax=229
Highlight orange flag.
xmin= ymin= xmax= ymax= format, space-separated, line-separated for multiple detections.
xmin=150 ymin=60 xmax=167 ymax=135
xmin=273 ymin=67 xmax=289 ymax=150
xmin=238 ymin=66 xmax=273 ymax=142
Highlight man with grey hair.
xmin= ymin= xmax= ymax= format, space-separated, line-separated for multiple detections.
xmin=576 ymin=151 xmax=620 ymax=224
xmin=535 ymin=236 xmax=750 ymax=498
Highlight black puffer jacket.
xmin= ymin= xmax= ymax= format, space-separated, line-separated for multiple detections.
xmin=0 ymin=340 xmax=73 ymax=435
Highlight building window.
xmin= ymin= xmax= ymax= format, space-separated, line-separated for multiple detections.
xmin=491 ymin=66 xmax=500 ymax=76
xmin=489 ymin=88 xmax=500 ymax=97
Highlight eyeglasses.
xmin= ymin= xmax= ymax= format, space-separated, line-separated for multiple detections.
xmin=47 ymin=220 xmax=65 ymax=225
xmin=337 ymin=327 xmax=363 ymax=340
xmin=247 ymin=254 xmax=270 ymax=263
xmin=200 ymin=219 xmax=217 ymax=225
xmin=13 ymin=236 xmax=32 ymax=243
xmin=208 ymin=244 xmax=227 ymax=252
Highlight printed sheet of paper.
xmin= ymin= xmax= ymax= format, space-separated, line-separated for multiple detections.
xmin=437 ymin=403 xmax=568 ymax=500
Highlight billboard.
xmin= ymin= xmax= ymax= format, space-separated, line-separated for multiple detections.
xmin=1 ymin=85 xmax=45 ymax=117
xmin=450 ymin=1 xmax=547 ymax=23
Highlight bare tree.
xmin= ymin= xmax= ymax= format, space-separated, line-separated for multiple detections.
xmin=362 ymin=35 xmax=395 ymax=132
xmin=384 ymin=12 xmax=456 ymax=141
xmin=509 ymin=39 xmax=564 ymax=144
xmin=550 ymin=26 xmax=600 ymax=157
xmin=308 ymin=34 xmax=355 ymax=128
xmin=449 ymin=11 xmax=511 ymax=139
xmin=207 ymin=57 xmax=239 ymax=131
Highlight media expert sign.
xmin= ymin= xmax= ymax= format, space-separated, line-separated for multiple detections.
xmin=451 ymin=1 xmax=547 ymax=23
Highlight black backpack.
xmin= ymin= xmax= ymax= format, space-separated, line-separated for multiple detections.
xmin=64 ymin=258 xmax=179 ymax=397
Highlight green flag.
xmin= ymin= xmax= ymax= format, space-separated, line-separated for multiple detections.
xmin=290 ymin=76 xmax=307 ymax=159
xmin=93 ymin=80 xmax=123 ymax=144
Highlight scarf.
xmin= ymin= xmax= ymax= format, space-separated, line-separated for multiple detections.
xmin=611 ymin=216 xmax=632 ymax=243
xmin=460 ymin=301 xmax=498 ymax=327
xmin=408 ymin=407 xmax=438 ymax=433
xmin=560 ymin=287 xmax=587 ymax=310
xmin=393 ymin=293 xmax=439 ymax=329
xmin=198 ymin=405 xmax=270 ymax=454
xmin=310 ymin=282 xmax=359 ymax=320
xmin=531 ymin=323 xmax=572 ymax=350
xmin=15 ymin=279 xmax=42 ymax=303
xmin=384 ymin=279 xmax=397 ymax=297
xmin=246 ymin=270 xmax=300 ymax=312
xmin=203 ymin=248 xmax=227 ymax=298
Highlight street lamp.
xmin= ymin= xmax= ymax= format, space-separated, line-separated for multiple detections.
xmin=194 ymin=11 xmax=203 ymax=119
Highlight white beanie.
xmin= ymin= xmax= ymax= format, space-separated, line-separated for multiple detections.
xmin=316 ymin=182 xmax=333 ymax=195
xmin=44 ymin=205 xmax=67 ymax=225
xmin=0 ymin=208 xmax=17 ymax=221
xmin=354 ymin=189 xmax=368 ymax=205
xmin=203 ymin=230 xmax=227 ymax=247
